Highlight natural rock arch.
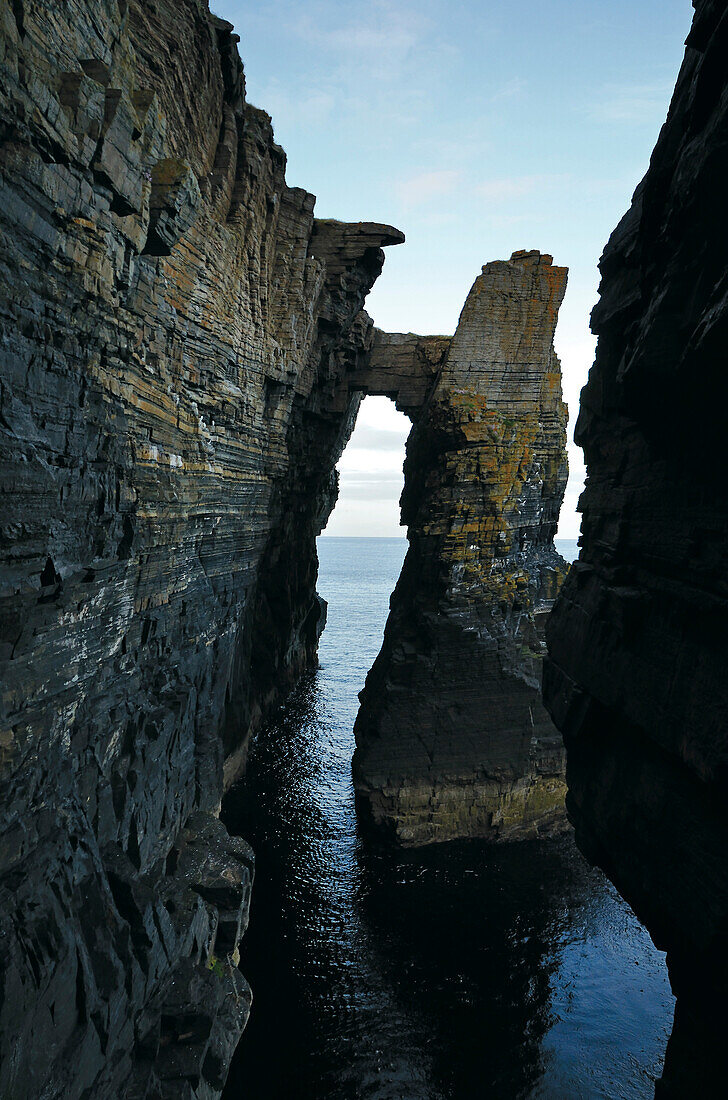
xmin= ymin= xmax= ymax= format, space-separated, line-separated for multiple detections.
xmin=348 ymin=251 xmax=570 ymax=844
xmin=0 ymin=2 xmax=569 ymax=1095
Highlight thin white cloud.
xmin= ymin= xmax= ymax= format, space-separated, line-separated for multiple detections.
xmin=250 ymin=83 xmax=337 ymax=129
xmin=340 ymin=472 xmax=404 ymax=484
xmin=337 ymin=475 xmax=404 ymax=502
xmin=591 ymin=81 xmax=674 ymax=124
xmin=289 ymin=0 xmax=436 ymax=81
xmin=322 ymin=496 xmax=405 ymax=538
xmin=475 ymin=173 xmax=571 ymax=203
xmin=339 ymin=448 xmax=405 ymax=475
xmin=489 ymin=77 xmax=527 ymax=102
xmin=357 ymin=395 xmax=410 ymax=433
xmin=476 ymin=176 xmax=540 ymax=202
xmin=420 ymin=142 xmax=490 ymax=170
xmin=393 ymin=169 xmax=462 ymax=208
xmin=345 ymin=426 xmax=410 ymax=452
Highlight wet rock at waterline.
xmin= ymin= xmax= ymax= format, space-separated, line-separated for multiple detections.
xmin=354 ymin=252 xmax=570 ymax=845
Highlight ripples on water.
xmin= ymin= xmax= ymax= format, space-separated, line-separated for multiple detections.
xmin=221 ymin=537 xmax=674 ymax=1099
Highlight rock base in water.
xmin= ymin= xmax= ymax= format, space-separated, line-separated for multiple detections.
xmin=354 ymin=252 xmax=570 ymax=845
xmin=0 ymin=1 xmax=402 ymax=1093
xmin=543 ymin=1 xmax=728 ymax=1092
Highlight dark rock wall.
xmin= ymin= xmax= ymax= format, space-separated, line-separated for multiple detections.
xmin=0 ymin=1 xmax=401 ymax=1095
xmin=354 ymin=252 xmax=570 ymax=845
xmin=543 ymin=1 xmax=728 ymax=1092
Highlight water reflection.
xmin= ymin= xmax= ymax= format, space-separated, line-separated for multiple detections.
xmin=221 ymin=539 xmax=673 ymax=1099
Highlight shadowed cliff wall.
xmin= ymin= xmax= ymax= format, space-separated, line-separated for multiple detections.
xmin=543 ymin=1 xmax=728 ymax=1092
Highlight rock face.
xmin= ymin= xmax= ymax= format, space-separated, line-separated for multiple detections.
xmin=354 ymin=252 xmax=570 ymax=845
xmin=543 ymin=2 xmax=728 ymax=1093
xmin=0 ymin=0 xmax=573 ymax=1090
xmin=0 ymin=1 xmax=402 ymax=1095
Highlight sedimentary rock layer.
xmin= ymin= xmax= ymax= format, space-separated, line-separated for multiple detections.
xmin=543 ymin=2 xmax=728 ymax=1092
xmin=354 ymin=251 xmax=570 ymax=845
xmin=0 ymin=1 xmax=401 ymax=1095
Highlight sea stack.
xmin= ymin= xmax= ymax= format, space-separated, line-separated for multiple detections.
xmin=354 ymin=251 xmax=570 ymax=844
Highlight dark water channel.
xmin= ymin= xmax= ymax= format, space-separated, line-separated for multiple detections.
xmin=221 ymin=537 xmax=674 ymax=1099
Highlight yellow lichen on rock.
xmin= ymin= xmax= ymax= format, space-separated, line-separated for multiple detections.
xmin=354 ymin=251 xmax=570 ymax=845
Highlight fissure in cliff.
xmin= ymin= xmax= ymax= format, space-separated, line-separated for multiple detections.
xmin=0 ymin=2 xmax=569 ymax=1096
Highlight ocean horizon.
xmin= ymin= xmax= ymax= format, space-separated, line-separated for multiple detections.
xmin=319 ymin=534 xmax=581 ymax=563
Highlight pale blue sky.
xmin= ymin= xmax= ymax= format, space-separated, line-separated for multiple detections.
xmin=217 ymin=0 xmax=693 ymax=537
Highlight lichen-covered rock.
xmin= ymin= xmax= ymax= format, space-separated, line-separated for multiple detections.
xmin=354 ymin=251 xmax=570 ymax=845
xmin=0 ymin=1 xmax=401 ymax=1094
xmin=0 ymin=0 xmax=573 ymax=1090
xmin=543 ymin=2 xmax=728 ymax=1092
xmin=349 ymin=329 xmax=451 ymax=419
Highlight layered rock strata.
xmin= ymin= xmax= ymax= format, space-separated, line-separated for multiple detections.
xmin=354 ymin=252 xmax=570 ymax=845
xmin=543 ymin=2 xmax=728 ymax=1092
xmin=0 ymin=1 xmax=401 ymax=1095
xmin=0 ymin=0 xmax=575 ymax=1090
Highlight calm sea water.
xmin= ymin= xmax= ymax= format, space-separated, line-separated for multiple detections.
xmin=221 ymin=537 xmax=673 ymax=1099
xmin=555 ymin=538 xmax=579 ymax=563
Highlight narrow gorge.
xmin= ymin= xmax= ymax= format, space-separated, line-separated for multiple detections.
xmin=0 ymin=1 xmax=570 ymax=1095
xmin=1 ymin=0 xmax=722 ymax=1097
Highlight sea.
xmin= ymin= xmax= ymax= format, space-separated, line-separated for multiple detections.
xmin=221 ymin=537 xmax=674 ymax=1100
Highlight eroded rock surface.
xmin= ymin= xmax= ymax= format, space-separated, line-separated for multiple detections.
xmin=0 ymin=0 xmax=575 ymax=1090
xmin=0 ymin=1 xmax=401 ymax=1094
xmin=543 ymin=2 xmax=728 ymax=1093
xmin=354 ymin=252 xmax=570 ymax=845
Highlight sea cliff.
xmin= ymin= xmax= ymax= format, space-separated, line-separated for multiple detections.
xmin=0 ymin=1 xmax=401 ymax=1094
xmin=543 ymin=0 xmax=728 ymax=1092
xmin=0 ymin=1 xmax=572 ymax=1094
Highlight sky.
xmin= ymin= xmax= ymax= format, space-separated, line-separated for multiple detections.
xmin=217 ymin=0 xmax=694 ymax=538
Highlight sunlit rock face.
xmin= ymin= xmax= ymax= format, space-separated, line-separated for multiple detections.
xmin=543 ymin=2 xmax=728 ymax=1093
xmin=0 ymin=1 xmax=401 ymax=1095
xmin=354 ymin=252 xmax=570 ymax=845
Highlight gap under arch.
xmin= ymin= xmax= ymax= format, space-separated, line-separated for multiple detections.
xmin=322 ymin=395 xmax=410 ymax=540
